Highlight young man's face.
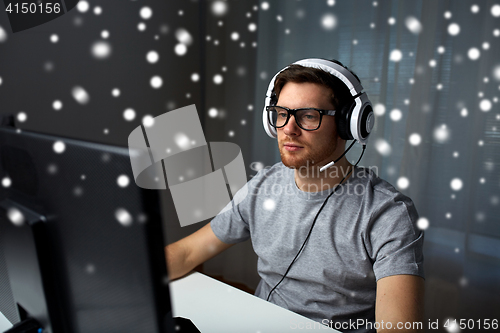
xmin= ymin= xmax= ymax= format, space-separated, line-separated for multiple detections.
xmin=276 ymin=81 xmax=344 ymax=169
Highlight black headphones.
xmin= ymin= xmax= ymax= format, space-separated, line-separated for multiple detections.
xmin=262 ymin=58 xmax=374 ymax=144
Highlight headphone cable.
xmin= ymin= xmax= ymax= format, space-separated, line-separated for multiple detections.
xmin=266 ymin=143 xmax=366 ymax=302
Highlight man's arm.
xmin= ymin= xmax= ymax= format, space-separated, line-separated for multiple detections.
xmin=375 ymin=275 xmax=425 ymax=332
xmin=165 ymin=222 xmax=234 ymax=280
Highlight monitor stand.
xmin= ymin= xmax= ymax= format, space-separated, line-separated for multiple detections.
xmin=0 ymin=199 xmax=67 ymax=333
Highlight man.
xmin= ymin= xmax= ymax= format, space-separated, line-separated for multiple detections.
xmin=166 ymin=59 xmax=424 ymax=332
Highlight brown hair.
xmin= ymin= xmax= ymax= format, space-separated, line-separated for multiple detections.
xmin=273 ymin=60 xmax=358 ymax=109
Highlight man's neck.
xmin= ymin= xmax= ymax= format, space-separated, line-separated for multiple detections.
xmin=294 ymin=156 xmax=353 ymax=193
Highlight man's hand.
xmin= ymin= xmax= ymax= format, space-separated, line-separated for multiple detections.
xmin=375 ymin=275 xmax=425 ymax=332
xmin=165 ymin=222 xmax=233 ymax=280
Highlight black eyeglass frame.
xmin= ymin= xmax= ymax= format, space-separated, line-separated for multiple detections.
xmin=265 ymin=105 xmax=336 ymax=131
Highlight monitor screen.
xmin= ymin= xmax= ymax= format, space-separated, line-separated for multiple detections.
xmin=0 ymin=124 xmax=174 ymax=332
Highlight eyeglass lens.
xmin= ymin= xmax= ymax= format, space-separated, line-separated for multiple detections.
xmin=268 ymin=106 xmax=321 ymax=130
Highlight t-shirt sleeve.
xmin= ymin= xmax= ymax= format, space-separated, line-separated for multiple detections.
xmin=210 ymin=205 xmax=250 ymax=244
xmin=210 ymin=174 xmax=256 ymax=244
xmin=366 ymin=192 xmax=425 ymax=281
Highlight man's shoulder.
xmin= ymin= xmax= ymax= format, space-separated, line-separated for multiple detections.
xmin=352 ymin=166 xmax=414 ymax=206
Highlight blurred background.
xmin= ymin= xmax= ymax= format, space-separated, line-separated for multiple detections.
xmin=0 ymin=0 xmax=499 ymax=331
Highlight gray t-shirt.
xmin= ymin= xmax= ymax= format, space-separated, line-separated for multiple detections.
xmin=211 ymin=163 xmax=424 ymax=332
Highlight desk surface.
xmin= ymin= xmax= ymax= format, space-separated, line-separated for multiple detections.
xmin=0 ymin=272 xmax=338 ymax=333
xmin=170 ymin=272 xmax=338 ymax=332
xmin=0 ymin=313 xmax=10 ymax=332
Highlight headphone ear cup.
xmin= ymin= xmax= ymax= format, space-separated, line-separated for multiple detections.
xmin=336 ymin=102 xmax=354 ymax=140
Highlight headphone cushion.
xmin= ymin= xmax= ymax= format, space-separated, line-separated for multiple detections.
xmin=336 ymin=102 xmax=354 ymax=140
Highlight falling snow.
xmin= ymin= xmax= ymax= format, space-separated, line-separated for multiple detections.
xmin=91 ymin=41 xmax=112 ymax=59
xmin=115 ymin=208 xmax=133 ymax=227
xmin=374 ymin=139 xmax=392 ymax=156
xmin=467 ymin=48 xmax=480 ymax=60
xmin=250 ymin=162 xmax=265 ymax=171
xmin=417 ymin=218 xmax=429 ymax=230
xmin=211 ymin=1 xmax=228 ymax=16
xmin=146 ymin=51 xmax=159 ymax=63
xmin=389 ymin=109 xmax=402 ymax=121
xmin=7 ymin=207 xmax=25 ymax=226
xmin=374 ymin=103 xmax=386 ymax=116
xmin=174 ymin=133 xmax=191 ymax=150
xmin=53 ymin=100 xmax=63 ymax=110
xmin=321 ymin=14 xmax=337 ymax=30
xmin=85 ymin=264 xmax=96 ymax=274
xmin=433 ymin=124 xmax=450 ymax=143
xmin=450 ymin=178 xmax=463 ymax=191
xmin=123 ymin=108 xmax=136 ymax=121
xmin=137 ymin=22 xmax=146 ymax=31
xmin=47 ymin=164 xmax=58 ymax=175
xmin=117 ymin=175 xmax=130 ymax=188
xmin=479 ymin=99 xmax=492 ymax=112
xmin=208 ymin=108 xmax=218 ymax=118
xmin=150 ymin=76 xmax=163 ymax=88
xmin=445 ymin=318 xmax=460 ymax=333
xmin=72 ymin=86 xmax=90 ymax=104
xmin=492 ymin=4 xmax=500 ymax=17
xmin=142 ymin=115 xmax=155 ymax=127
xmin=409 ymin=133 xmax=422 ymax=146
xmin=175 ymin=43 xmax=187 ymax=56
xmin=405 ymin=17 xmax=422 ymax=34
xmin=397 ymin=177 xmax=410 ymax=190
xmin=493 ymin=65 xmax=500 ymax=81
xmin=448 ymin=23 xmax=460 ymax=36
xmin=0 ymin=25 xmax=7 ymax=43
xmin=17 ymin=112 xmax=27 ymax=122
xmin=1 ymin=177 xmax=11 ymax=188
xmin=76 ymin=0 xmax=89 ymax=13
xmin=263 ymin=198 xmax=276 ymax=211
xmin=176 ymin=28 xmax=193 ymax=46
xmin=140 ymin=7 xmax=153 ymax=20
xmin=53 ymin=141 xmax=66 ymax=154
xmin=213 ymin=74 xmax=223 ymax=84
xmin=389 ymin=49 xmax=402 ymax=62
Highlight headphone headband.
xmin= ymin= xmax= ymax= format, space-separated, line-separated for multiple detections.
xmin=293 ymin=59 xmax=364 ymax=95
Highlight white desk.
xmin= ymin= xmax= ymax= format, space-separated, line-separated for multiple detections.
xmin=0 ymin=273 xmax=339 ymax=332
xmin=0 ymin=313 xmax=11 ymax=332
xmin=170 ymin=272 xmax=338 ymax=332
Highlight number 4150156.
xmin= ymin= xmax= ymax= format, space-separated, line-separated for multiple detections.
xmin=5 ymin=2 xmax=61 ymax=14
xmin=445 ymin=318 xmax=498 ymax=330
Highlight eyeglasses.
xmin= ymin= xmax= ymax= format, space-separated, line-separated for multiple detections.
xmin=266 ymin=106 xmax=336 ymax=131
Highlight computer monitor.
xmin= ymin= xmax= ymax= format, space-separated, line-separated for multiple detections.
xmin=0 ymin=122 xmax=175 ymax=332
